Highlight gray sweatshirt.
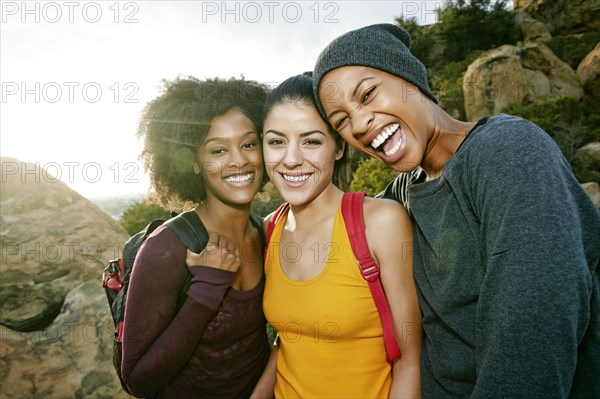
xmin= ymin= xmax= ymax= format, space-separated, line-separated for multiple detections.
xmin=380 ymin=114 xmax=600 ymax=398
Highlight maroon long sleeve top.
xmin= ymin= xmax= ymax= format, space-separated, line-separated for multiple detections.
xmin=121 ymin=225 xmax=269 ymax=398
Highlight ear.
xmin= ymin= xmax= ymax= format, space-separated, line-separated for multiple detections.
xmin=335 ymin=140 xmax=345 ymax=161
xmin=193 ymin=163 xmax=201 ymax=175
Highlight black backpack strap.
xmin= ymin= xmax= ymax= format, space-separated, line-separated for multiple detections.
xmin=164 ymin=210 xmax=209 ymax=310
xmin=165 ymin=210 xmax=209 ymax=253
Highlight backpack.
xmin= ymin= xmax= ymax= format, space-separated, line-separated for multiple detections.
xmin=102 ymin=210 xmax=208 ymax=394
xmin=265 ymin=191 xmax=401 ymax=362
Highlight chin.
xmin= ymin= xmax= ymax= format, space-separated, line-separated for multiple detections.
xmin=277 ymin=191 xmax=311 ymax=207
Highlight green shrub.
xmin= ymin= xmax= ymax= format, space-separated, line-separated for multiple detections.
xmin=436 ymin=0 xmax=517 ymax=63
xmin=548 ymin=32 xmax=600 ymax=69
xmin=395 ymin=17 xmax=439 ymax=69
xmin=120 ymin=200 xmax=171 ymax=236
xmin=251 ymin=182 xmax=284 ymax=217
xmin=350 ymin=157 xmax=399 ymax=197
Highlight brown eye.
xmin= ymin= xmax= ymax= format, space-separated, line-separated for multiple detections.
xmin=334 ymin=116 xmax=348 ymax=130
xmin=304 ymin=139 xmax=321 ymax=146
xmin=211 ymin=147 xmax=227 ymax=155
xmin=361 ymin=86 xmax=376 ymax=103
xmin=267 ymin=138 xmax=285 ymax=146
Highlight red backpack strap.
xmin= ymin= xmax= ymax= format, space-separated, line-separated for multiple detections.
xmin=264 ymin=202 xmax=290 ymax=258
xmin=341 ymin=191 xmax=401 ymax=362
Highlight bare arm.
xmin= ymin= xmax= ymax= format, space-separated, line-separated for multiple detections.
xmin=365 ymin=198 xmax=422 ymax=399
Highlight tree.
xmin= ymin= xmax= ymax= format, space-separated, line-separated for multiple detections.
xmin=350 ymin=157 xmax=399 ymax=197
xmin=437 ymin=0 xmax=516 ymax=62
xmin=120 ymin=200 xmax=171 ymax=236
xmin=395 ymin=16 xmax=439 ymax=69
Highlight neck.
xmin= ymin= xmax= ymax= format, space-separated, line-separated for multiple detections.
xmin=287 ymin=183 xmax=343 ymax=232
xmin=422 ymin=106 xmax=476 ymax=178
xmin=196 ymin=196 xmax=252 ymax=240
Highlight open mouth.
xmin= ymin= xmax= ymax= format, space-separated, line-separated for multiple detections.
xmin=223 ymin=172 xmax=254 ymax=183
xmin=281 ymin=173 xmax=311 ymax=183
xmin=370 ymin=123 xmax=403 ymax=158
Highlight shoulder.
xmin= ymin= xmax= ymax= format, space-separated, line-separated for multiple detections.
xmin=467 ymin=114 xmax=557 ymax=158
xmin=363 ymin=196 xmax=410 ymax=225
xmin=361 ymin=197 xmax=412 ymax=251
xmin=129 ymin=225 xmax=188 ymax=286
xmin=359 ymin=197 xmax=413 ymax=271
xmin=137 ymin=224 xmax=185 ymax=258
xmin=457 ymin=114 xmax=568 ymax=182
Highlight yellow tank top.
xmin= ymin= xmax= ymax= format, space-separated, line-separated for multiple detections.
xmin=263 ymin=204 xmax=392 ymax=398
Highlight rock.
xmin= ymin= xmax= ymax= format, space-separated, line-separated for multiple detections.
xmin=582 ymin=182 xmax=600 ymax=209
xmin=573 ymin=142 xmax=600 ymax=184
xmin=514 ymin=0 xmax=600 ymax=35
xmin=516 ymin=10 xmax=552 ymax=43
xmin=463 ymin=43 xmax=584 ymax=121
xmin=0 ymin=157 xmax=131 ymax=398
xmin=577 ymin=43 xmax=600 ymax=101
xmin=577 ymin=142 xmax=600 ymax=160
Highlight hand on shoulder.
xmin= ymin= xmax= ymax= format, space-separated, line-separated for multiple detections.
xmin=186 ymin=232 xmax=241 ymax=272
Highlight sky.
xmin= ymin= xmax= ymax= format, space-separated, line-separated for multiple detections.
xmin=1 ymin=0 xmax=444 ymax=198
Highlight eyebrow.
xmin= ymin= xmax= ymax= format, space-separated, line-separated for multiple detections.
xmin=326 ymin=77 xmax=374 ymax=121
xmin=264 ymin=129 xmax=326 ymax=137
xmin=203 ymin=131 xmax=257 ymax=145
xmin=352 ymin=77 xmax=374 ymax=98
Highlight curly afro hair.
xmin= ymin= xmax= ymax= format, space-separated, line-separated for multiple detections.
xmin=138 ymin=76 xmax=269 ymax=210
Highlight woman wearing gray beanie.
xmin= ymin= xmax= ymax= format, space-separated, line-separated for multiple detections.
xmin=313 ymin=23 xmax=600 ymax=399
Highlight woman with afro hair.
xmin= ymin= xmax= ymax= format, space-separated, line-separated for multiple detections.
xmin=120 ymin=76 xmax=272 ymax=399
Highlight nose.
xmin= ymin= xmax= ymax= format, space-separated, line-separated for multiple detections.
xmin=351 ymin=108 xmax=373 ymax=138
xmin=282 ymin=143 xmax=303 ymax=169
xmin=226 ymin=146 xmax=249 ymax=170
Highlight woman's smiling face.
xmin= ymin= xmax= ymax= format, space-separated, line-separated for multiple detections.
xmin=319 ymin=66 xmax=433 ymax=172
xmin=262 ymin=101 xmax=343 ymax=207
xmin=197 ymin=108 xmax=263 ymax=207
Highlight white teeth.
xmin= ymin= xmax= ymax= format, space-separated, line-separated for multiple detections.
xmin=283 ymin=174 xmax=310 ymax=182
xmin=224 ymin=173 xmax=253 ymax=183
xmin=371 ymin=123 xmax=400 ymax=149
xmin=384 ymin=138 xmax=403 ymax=157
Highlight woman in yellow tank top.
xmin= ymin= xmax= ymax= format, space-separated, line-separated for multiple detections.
xmin=250 ymin=73 xmax=422 ymax=399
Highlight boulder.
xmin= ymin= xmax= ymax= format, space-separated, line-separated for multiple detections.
xmin=577 ymin=43 xmax=600 ymax=101
xmin=0 ymin=157 xmax=131 ymax=398
xmin=582 ymin=182 xmax=600 ymax=209
xmin=514 ymin=0 xmax=600 ymax=35
xmin=573 ymin=142 xmax=600 ymax=184
xmin=515 ymin=10 xmax=552 ymax=43
xmin=463 ymin=43 xmax=584 ymax=121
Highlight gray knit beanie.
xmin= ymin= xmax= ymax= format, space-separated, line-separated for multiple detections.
xmin=313 ymin=23 xmax=437 ymax=119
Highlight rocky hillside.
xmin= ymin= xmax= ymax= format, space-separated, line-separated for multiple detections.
xmin=463 ymin=5 xmax=599 ymax=121
xmin=515 ymin=0 xmax=600 ymax=35
xmin=1 ymin=157 xmax=131 ymax=398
